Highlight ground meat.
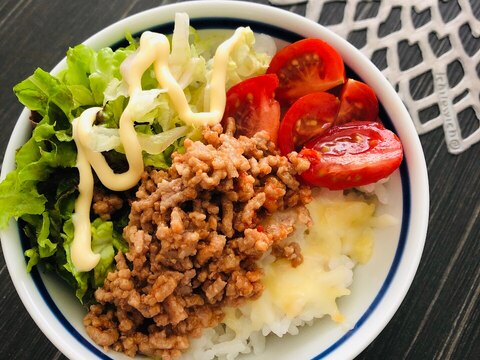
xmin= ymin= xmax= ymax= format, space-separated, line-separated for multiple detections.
xmin=85 ymin=122 xmax=312 ymax=359
xmin=92 ymin=189 xmax=124 ymax=220
xmin=272 ymin=241 xmax=304 ymax=267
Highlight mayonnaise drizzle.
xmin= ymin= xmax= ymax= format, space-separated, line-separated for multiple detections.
xmin=70 ymin=26 xmax=251 ymax=271
xmin=71 ymin=107 xmax=102 ymax=272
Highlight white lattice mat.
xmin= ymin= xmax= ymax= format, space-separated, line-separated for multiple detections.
xmin=270 ymin=0 xmax=480 ymax=154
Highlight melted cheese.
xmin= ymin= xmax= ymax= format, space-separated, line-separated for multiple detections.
xmin=306 ymin=193 xmax=376 ymax=264
xmin=70 ymin=26 xmax=251 ymax=271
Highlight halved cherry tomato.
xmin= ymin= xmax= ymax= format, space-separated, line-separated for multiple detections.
xmin=277 ymin=92 xmax=340 ymax=155
xmin=221 ymin=74 xmax=280 ymax=143
xmin=299 ymin=121 xmax=403 ymax=190
xmin=335 ymin=79 xmax=379 ymax=125
xmin=266 ymin=38 xmax=346 ymax=104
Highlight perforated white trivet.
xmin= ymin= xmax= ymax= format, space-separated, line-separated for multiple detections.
xmin=270 ymin=0 xmax=480 ymax=154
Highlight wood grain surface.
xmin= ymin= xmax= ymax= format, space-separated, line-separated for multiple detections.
xmin=0 ymin=1 xmax=478 ymax=359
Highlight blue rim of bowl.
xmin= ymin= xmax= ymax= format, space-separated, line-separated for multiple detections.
xmin=19 ymin=17 xmax=411 ymax=360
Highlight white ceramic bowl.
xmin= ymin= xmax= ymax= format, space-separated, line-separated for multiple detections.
xmin=0 ymin=1 xmax=429 ymax=359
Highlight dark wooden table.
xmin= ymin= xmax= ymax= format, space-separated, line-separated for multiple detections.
xmin=0 ymin=1 xmax=478 ymax=359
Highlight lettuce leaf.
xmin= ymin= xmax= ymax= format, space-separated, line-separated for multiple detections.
xmin=0 ymin=171 xmax=46 ymax=228
xmin=0 ymin=119 xmax=77 ymax=228
xmin=61 ymin=217 xmax=128 ymax=302
xmin=13 ymin=68 xmax=75 ymax=119
xmin=0 ymin=39 xmax=138 ymax=302
xmin=91 ymin=218 xmax=127 ymax=288
xmin=59 ymin=41 xmax=138 ymax=105
xmin=62 ymin=219 xmax=90 ymax=301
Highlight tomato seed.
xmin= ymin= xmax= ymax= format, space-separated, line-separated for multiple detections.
xmin=304 ymin=119 xmax=318 ymax=127
xmin=354 ymin=134 xmax=363 ymax=142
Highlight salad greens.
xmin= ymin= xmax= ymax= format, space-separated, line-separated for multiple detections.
xmin=0 ymin=18 xmax=272 ymax=303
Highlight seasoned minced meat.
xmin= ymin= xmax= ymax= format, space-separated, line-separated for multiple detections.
xmin=92 ymin=189 xmax=123 ymax=220
xmin=84 ymin=122 xmax=312 ymax=359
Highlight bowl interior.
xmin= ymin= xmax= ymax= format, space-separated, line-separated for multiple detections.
xmin=0 ymin=2 xmax=428 ymax=360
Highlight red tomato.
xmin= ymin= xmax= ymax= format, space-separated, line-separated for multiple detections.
xmin=277 ymin=92 xmax=340 ymax=155
xmin=266 ymin=38 xmax=345 ymax=104
xmin=221 ymin=74 xmax=280 ymax=143
xmin=335 ymin=79 xmax=379 ymax=125
xmin=299 ymin=121 xmax=403 ymax=190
